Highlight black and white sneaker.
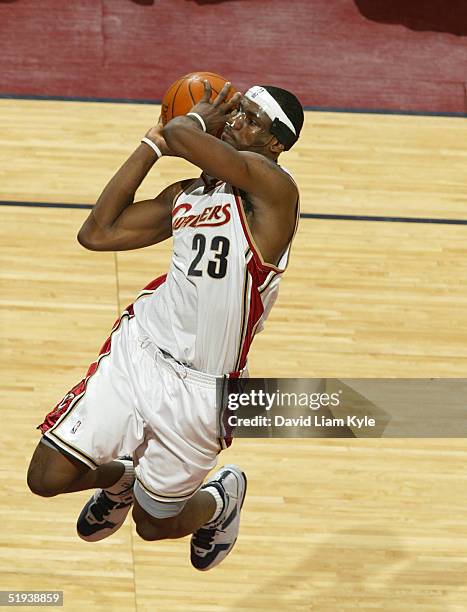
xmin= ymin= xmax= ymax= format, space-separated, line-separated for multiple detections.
xmin=191 ymin=464 xmax=247 ymax=571
xmin=77 ymin=458 xmax=135 ymax=542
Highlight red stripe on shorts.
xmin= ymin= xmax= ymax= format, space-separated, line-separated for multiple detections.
xmin=38 ymin=305 xmax=134 ymax=433
xmin=38 ymin=274 xmax=167 ymax=434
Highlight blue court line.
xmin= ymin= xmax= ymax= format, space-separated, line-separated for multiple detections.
xmin=300 ymin=212 xmax=467 ymax=225
xmin=2 ymin=201 xmax=93 ymax=210
xmin=0 ymin=93 xmax=465 ymax=118
xmin=2 ymin=200 xmax=466 ymax=225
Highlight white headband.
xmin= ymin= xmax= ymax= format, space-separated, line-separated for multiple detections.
xmin=244 ymin=86 xmax=296 ymax=136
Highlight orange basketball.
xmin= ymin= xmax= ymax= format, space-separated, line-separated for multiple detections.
xmin=161 ymin=72 xmax=236 ymax=124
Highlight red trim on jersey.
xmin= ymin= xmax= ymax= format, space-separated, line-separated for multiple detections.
xmin=236 ymin=258 xmax=268 ymax=371
xmin=140 ymin=274 xmax=167 ymax=293
xmin=38 ymin=274 xmax=167 ymax=434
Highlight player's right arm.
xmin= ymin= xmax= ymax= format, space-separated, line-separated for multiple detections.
xmin=78 ymin=120 xmax=188 ymax=252
xmin=78 ymin=177 xmax=180 ymax=252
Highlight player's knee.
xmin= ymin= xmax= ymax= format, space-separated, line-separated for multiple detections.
xmin=27 ymin=442 xmax=82 ymax=497
xmin=27 ymin=463 xmax=61 ymax=497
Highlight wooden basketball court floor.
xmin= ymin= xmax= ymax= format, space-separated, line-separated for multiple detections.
xmin=1 ymin=99 xmax=467 ymax=611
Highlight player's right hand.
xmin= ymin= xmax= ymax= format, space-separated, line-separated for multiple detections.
xmin=189 ymin=81 xmax=241 ymax=136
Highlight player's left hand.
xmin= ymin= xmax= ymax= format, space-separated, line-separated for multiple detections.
xmin=144 ymin=115 xmax=176 ymax=156
xmin=189 ymin=81 xmax=242 ymax=136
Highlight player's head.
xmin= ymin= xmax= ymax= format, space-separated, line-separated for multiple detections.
xmin=221 ymin=85 xmax=304 ymax=159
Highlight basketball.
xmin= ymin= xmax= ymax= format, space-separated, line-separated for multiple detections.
xmin=161 ymin=72 xmax=236 ymax=124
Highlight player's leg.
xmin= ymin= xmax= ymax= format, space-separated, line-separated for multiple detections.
xmin=27 ymin=439 xmax=127 ymax=498
xmin=29 ymin=312 xmax=145 ymax=540
xmin=130 ymin=345 xmax=248 ymax=569
xmin=131 ymin=488 xmax=216 ymax=541
xmin=27 ymin=439 xmax=136 ymax=542
xmin=131 ymin=464 xmax=247 ymax=571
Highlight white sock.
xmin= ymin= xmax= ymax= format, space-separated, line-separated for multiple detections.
xmin=105 ymin=459 xmax=135 ymax=496
xmin=203 ymin=485 xmax=225 ymax=523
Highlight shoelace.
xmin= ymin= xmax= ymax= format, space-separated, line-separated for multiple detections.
xmin=90 ymin=493 xmax=123 ymax=522
xmin=192 ymin=527 xmax=217 ymax=551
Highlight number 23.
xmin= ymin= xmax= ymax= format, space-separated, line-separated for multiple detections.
xmin=188 ymin=234 xmax=230 ymax=279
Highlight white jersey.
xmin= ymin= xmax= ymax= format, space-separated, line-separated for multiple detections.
xmin=134 ymin=173 xmax=298 ymax=376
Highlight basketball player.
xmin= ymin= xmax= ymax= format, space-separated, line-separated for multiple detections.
xmin=27 ymin=81 xmax=304 ymax=570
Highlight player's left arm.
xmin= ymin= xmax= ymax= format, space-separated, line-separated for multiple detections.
xmin=162 ymin=82 xmax=297 ymax=204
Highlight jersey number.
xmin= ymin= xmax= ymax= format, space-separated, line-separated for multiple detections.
xmin=188 ymin=234 xmax=230 ymax=279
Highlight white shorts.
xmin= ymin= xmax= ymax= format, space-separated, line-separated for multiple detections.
xmin=39 ymin=308 xmax=223 ymax=514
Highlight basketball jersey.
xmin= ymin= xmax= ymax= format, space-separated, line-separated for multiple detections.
xmin=134 ymin=173 xmax=299 ymax=376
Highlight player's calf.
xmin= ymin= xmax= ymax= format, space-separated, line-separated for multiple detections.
xmin=131 ymin=487 xmax=217 ymax=542
xmin=133 ymin=510 xmax=185 ymax=542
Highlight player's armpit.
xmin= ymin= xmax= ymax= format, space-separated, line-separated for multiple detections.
xmin=162 ymin=120 xmax=296 ymax=203
xmin=77 ymin=180 xmax=191 ymax=252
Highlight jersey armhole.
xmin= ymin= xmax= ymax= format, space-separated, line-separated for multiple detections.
xmin=172 ymin=178 xmax=199 ymax=208
xmin=233 ymin=187 xmax=300 ymax=274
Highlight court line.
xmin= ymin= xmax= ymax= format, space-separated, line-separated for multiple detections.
xmin=301 ymin=213 xmax=467 ymax=225
xmin=1 ymin=200 xmax=466 ymax=225
xmin=0 ymin=93 xmax=465 ymax=118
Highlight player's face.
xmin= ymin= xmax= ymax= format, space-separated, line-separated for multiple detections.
xmin=221 ymin=96 xmax=274 ymax=151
